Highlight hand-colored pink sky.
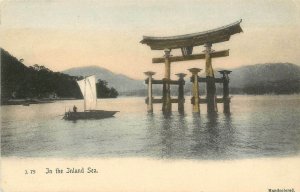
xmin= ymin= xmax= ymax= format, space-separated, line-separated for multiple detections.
xmin=1 ymin=0 xmax=300 ymax=79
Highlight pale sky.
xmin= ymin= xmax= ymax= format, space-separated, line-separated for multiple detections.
xmin=1 ymin=0 xmax=300 ymax=79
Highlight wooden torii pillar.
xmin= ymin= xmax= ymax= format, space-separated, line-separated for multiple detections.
xmin=144 ymin=71 xmax=156 ymax=113
xmin=204 ymin=43 xmax=218 ymax=113
xmin=219 ymin=70 xmax=232 ymax=113
xmin=188 ymin=68 xmax=201 ymax=113
xmin=162 ymin=49 xmax=172 ymax=114
xmin=176 ymin=73 xmax=186 ymax=113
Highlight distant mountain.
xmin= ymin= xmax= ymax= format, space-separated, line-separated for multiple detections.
xmin=63 ymin=66 xmax=145 ymax=93
xmin=62 ymin=63 xmax=300 ymax=95
xmin=207 ymin=63 xmax=300 ymax=94
xmin=227 ymin=63 xmax=300 ymax=88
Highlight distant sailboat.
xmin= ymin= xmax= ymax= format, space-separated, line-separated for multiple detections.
xmin=63 ymin=75 xmax=118 ymax=120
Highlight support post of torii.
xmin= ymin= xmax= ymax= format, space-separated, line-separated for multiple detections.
xmin=176 ymin=73 xmax=186 ymax=114
xmin=204 ymin=43 xmax=218 ymax=113
xmin=162 ymin=49 xmax=172 ymax=114
xmin=219 ymin=70 xmax=232 ymax=113
xmin=144 ymin=71 xmax=156 ymax=113
xmin=188 ymin=68 xmax=202 ymax=113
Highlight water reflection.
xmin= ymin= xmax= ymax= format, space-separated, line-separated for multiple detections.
xmin=145 ymin=111 xmax=236 ymax=160
xmin=191 ymin=113 xmax=236 ymax=159
xmin=145 ymin=112 xmax=190 ymax=159
xmin=191 ymin=113 xmax=219 ymax=159
xmin=2 ymin=96 xmax=300 ymax=159
xmin=114 ymin=99 xmax=298 ymax=159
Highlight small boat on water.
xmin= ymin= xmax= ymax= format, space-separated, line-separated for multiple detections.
xmin=64 ymin=110 xmax=118 ymax=120
xmin=63 ymin=75 xmax=118 ymax=120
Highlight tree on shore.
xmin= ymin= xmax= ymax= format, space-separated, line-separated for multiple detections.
xmin=96 ymin=79 xmax=119 ymax=98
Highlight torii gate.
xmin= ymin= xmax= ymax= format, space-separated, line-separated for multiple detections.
xmin=141 ymin=20 xmax=243 ymax=114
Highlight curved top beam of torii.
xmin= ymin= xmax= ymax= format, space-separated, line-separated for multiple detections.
xmin=140 ymin=19 xmax=243 ymax=50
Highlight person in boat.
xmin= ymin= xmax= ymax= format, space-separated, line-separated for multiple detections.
xmin=73 ymin=105 xmax=77 ymax=112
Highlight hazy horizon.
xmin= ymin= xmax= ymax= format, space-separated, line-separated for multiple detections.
xmin=1 ymin=0 xmax=300 ymax=79
xmin=61 ymin=62 xmax=299 ymax=81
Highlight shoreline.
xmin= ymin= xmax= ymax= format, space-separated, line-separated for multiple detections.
xmin=0 ymin=98 xmax=77 ymax=106
xmin=1 ymin=94 xmax=299 ymax=106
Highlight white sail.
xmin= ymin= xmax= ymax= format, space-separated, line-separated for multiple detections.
xmin=77 ymin=79 xmax=86 ymax=99
xmin=76 ymin=75 xmax=97 ymax=111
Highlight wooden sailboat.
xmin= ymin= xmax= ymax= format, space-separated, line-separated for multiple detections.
xmin=63 ymin=75 xmax=118 ymax=120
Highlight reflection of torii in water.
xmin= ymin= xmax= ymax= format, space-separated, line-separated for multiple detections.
xmin=141 ymin=20 xmax=243 ymax=114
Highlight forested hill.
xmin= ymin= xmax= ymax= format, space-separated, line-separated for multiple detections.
xmin=228 ymin=63 xmax=300 ymax=88
xmin=1 ymin=48 xmax=83 ymax=102
xmin=0 ymin=48 xmax=118 ymax=104
xmin=225 ymin=63 xmax=300 ymax=94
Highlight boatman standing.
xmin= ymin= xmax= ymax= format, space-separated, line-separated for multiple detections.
xmin=73 ymin=105 xmax=77 ymax=112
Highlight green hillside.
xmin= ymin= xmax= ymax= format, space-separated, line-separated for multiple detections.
xmin=0 ymin=48 xmax=118 ymax=104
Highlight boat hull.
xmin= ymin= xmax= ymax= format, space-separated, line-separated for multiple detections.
xmin=63 ymin=110 xmax=118 ymax=120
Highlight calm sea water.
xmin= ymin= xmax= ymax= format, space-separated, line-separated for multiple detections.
xmin=1 ymin=95 xmax=300 ymax=160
